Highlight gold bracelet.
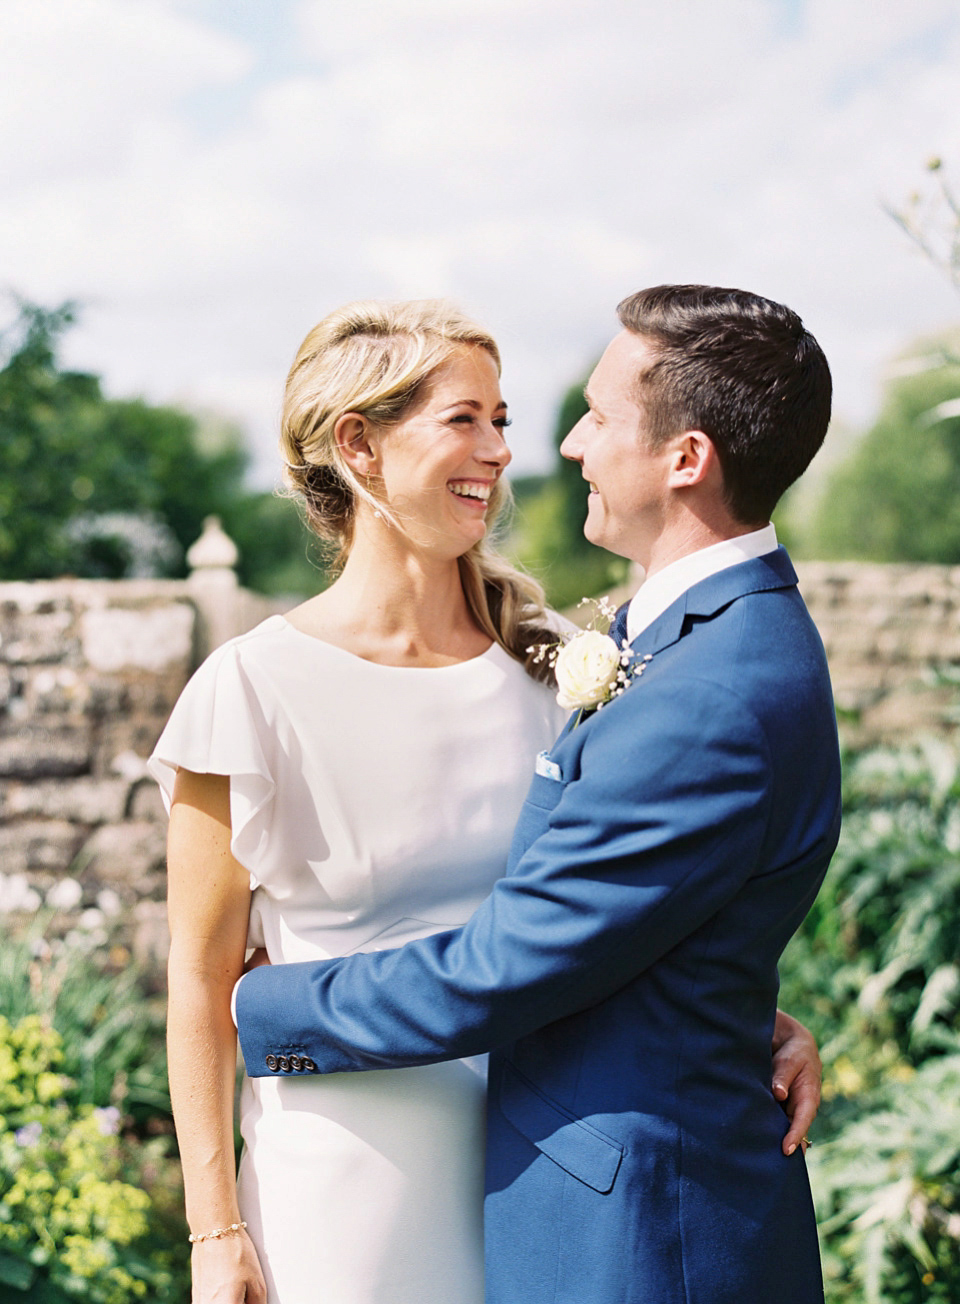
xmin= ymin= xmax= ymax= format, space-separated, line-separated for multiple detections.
xmin=188 ymin=1220 xmax=247 ymax=1244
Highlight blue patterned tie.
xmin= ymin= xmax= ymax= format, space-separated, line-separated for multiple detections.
xmin=609 ymin=601 xmax=630 ymax=648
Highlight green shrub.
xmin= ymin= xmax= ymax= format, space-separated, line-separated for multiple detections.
xmin=0 ymin=1015 xmax=178 ymax=1303
xmin=813 ymin=1055 xmax=960 ymax=1304
xmin=0 ymin=923 xmax=188 ymax=1302
xmin=0 ymin=924 xmax=170 ymax=1124
xmin=780 ymin=741 xmax=960 ymax=1302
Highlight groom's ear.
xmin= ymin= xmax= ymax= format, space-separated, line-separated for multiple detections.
xmin=665 ymin=430 xmax=719 ymax=490
xmin=334 ymin=413 xmax=379 ymax=476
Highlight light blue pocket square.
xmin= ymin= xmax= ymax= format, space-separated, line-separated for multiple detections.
xmin=535 ymin=751 xmax=562 ymax=782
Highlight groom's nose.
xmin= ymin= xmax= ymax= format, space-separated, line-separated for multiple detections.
xmin=560 ymin=420 xmax=584 ymax=462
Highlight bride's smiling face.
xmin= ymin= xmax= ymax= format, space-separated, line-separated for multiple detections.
xmin=366 ymin=346 xmax=512 ymax=557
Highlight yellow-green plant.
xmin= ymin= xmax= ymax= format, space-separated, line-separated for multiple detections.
xmin=0 ymin=1015 xmax=173 ymax=1303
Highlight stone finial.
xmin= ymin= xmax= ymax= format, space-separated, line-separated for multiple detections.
xmin=186 ymin=517 xmax=239 ymax=572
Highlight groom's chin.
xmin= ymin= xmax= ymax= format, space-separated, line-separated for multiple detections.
xmin=581 ymin=507 xmax=604 ymax=548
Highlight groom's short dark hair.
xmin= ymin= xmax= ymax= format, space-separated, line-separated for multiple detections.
xmin=617 ymin=284 xmax=832 ymax=525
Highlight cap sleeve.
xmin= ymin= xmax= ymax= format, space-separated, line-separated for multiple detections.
xmin=148 ymin=642 xmax=276 ymax=888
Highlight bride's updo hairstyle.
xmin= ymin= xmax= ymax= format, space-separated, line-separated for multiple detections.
xmin=281 ymin=299 xmax=556 ymax=683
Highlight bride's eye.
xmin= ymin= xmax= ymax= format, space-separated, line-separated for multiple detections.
xmin=494 ymin=417 xmax=512 ymax=430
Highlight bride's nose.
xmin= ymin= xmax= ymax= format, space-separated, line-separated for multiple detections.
xmin=478 ymin=423 xmax=512 ymax=469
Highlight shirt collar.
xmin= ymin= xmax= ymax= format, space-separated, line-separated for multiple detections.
xmin=626 ymin=523 xmax=779 ymax=644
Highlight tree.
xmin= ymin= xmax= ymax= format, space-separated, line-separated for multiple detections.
xmin=804 ymin=337 xmax=960 ymax=562
xmin=510 ymin=373 xmax=629 ymax=609
xmin=781 ymin=158 xmax=960 ymax=563
xmin=0 ymin=298 xmax=320 ymax=593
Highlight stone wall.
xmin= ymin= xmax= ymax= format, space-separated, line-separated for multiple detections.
xmin=796 ymin=562 xmax=960 ymax=748
xmin=1 ymin=557 xmax=959 ymax=962
xmin=0 ymin=527 xmax=289 ymax=967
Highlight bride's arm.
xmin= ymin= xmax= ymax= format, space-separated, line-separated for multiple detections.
xmin=167 ymin=768 xmax=267 ymax=1304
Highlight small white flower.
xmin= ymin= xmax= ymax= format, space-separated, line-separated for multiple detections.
xmin=94 ymin=1105 xmax=121 ymax=1136
xmin=97 ymin=888 xmax=122 ymax=918
xmin=47 ymin=877 xmax=83 ymax=911
xmin=555 ymin=630 xmax=623 ymax=710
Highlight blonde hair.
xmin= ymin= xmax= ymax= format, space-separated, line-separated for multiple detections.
xmin=281 ymin=299 xmax=555 ymax=682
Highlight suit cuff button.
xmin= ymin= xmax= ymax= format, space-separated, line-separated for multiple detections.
xmin=302 ymin=1056 xmax=317 ymax=1072
xmin=265 ymin=1054 xmax=279 ymax=1071
xmin=277 ymin=1055 xmax=291 ymax=1072
xmin=289 ymin=1054 xmax=303 ymax=1071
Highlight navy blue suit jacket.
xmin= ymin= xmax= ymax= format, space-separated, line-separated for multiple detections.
xmin=237 ymin=549 xmax=841 ymax=1304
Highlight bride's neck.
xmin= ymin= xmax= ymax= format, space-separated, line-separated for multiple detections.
xmin=294 ymin=523 xmax=483 ymax=663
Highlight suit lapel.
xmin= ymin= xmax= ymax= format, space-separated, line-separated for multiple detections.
xmin=627 ymin=547 xmax=798 ymax=659
xmin=550 ymin=549 xmax=799 ymax=748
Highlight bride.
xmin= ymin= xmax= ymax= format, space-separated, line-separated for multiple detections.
xmin=150 ymin=299 xmax=820 ymax=1303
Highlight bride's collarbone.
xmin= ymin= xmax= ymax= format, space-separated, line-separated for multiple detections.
xmin=281 ymin=613 xmax=493 ymax=668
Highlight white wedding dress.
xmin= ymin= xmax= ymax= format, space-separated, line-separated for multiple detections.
xmin=150 ymin=615 xmax=566 ymax=1304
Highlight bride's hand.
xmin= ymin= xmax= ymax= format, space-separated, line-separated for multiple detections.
xmin=771 ymin=1009 xmax=822 ymax=1157
xmin=191 ymin=1228 xmax=267 ymax=1304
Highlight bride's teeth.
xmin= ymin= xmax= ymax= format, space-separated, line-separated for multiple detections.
xmin=449 ymin=482 xmax=491 ymax=501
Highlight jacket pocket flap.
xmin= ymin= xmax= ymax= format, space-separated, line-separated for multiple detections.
xmin=499 ymin=1062 xmax=624 ymax=1194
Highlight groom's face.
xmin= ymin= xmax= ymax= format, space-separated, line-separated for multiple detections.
xmin=560 ymin=331 xmax=676 ymax=566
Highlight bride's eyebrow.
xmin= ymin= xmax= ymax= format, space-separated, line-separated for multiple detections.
xmin=439 ymin=399 xmax=509 ymax=413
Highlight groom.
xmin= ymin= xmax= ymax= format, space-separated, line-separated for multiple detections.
xmin=236 ymin=285 xmax=840 ymax=1303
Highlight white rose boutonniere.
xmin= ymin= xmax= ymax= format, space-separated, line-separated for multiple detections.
xmin=529 ymin=597 xmax=650 ymax=723
xmin=555 ymin=630 xmax=623 ymax=710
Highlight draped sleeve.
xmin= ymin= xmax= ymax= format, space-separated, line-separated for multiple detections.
xmin=148 ymin=641 xmax=276 ymax=889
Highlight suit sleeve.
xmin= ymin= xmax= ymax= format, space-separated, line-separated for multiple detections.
xmin=236 ymin=677 xmax=773 ymax=1075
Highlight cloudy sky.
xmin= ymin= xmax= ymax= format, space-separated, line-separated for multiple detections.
xmin=2 ymin=0 xmax=959 ymax=483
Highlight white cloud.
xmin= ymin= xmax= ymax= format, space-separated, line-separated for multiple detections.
xmin=2 ymin=0 xmax=960 ymax=490
xmin=0 ymin=0 xmax=249 ymax=182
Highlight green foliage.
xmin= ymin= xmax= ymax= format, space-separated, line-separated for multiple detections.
xmin=813 ymin=1056 xmax=960 ymax=1304
xmin=0 ymin=1015 xmax=180 ymax=1303
xmin=0 ymin=297 xmax=319 ymax=594
xmin=0 ymin=924 xmax=188 ymax=1302
xmin=779 ymin=742 xmax=960 ymax=1302
xmin=787 ymin=158 xmax=960 ymax=566
xmin=0 ymin=927 xmax=170 ymax=1124
xmin=223 ymin=490 xmax=326 ymax=598
xmin=510 ymin=374 xmax=629 ymax=607
xmin=803 ymin=341 xmax=960 ymax=563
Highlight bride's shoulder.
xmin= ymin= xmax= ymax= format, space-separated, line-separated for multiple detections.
xmin=212 ymin=614 xmax=299 ymax=662
xmin=184 ymin=615 xmax=300 ymax=690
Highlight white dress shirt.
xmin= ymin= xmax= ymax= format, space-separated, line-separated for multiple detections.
xmin=626 ymin=523 xmax=779 ymax=644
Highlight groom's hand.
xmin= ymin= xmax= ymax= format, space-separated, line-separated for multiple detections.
xmin=771 ymin=1009 xmax=821 ymax=1156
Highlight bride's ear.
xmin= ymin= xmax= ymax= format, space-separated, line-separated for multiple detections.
xmin=334 ymin=413 xmax=379 ymax=478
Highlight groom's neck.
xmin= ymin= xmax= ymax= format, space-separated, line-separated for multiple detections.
xmin=640 ymin=510 xmax=767 ymax=579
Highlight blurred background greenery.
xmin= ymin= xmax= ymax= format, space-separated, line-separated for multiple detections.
xmin=9 ymin=258 xmax=960 ymax=610
xmin=0 ymin=299 xmax=322 ymax=597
